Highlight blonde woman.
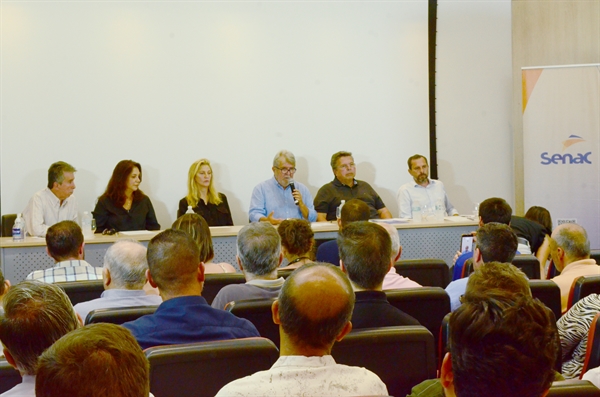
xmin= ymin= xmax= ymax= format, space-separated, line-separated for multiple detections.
xmin=178 ymin=159 xmax=233 ymax=226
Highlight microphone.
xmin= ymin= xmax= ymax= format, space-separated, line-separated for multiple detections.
xmin=289 ymin=179 xmax=299 ymax=205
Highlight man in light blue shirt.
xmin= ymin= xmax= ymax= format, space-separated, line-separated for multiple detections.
xmin=397 ymin=154 xmax=458 ymax=219
xmin=249 ymin=150 xmax=317 ymax=224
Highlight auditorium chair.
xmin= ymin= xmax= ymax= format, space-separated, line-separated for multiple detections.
xmin=145 ymin=337 xmax=279 ymax=397
xmin=580 ymin=313 xmax=600 ymax=378
xmin=55 ymin=280 xmax=104 ymax=305
xmin=529 ymin=280 xmax=562 ymax=321
xmin=331 ymin=325 xmax=436 ymax=397
xmin=547 ymin=260 xmax=561 ymax=279
xmin=0 ymin=214 xmax=16 ymax=237
xmin=591 ymin=250 xmax=600 ymax=265
xmin=394 ymin=259 xmax=450 ymax=288
xmin=202 ymin=272 xmax=246 ymax=305
xmin=567 ymin=276 xmax=600 ymax=312
xmin=85 ymin=305 xmax=158 ymax=325
xmin=225 ymin=298 xmax=279 ymax=346
xmin=0 ymin=359 xmax=21 ymax=394
xmin=438 ymin=313 xmax=451 ymax=371
xmin=547 ymin=380 xmax=600 ymax=396
xmin=277 ymin=268 xmax=294 ymax=279
xmin=463 ymin=255 xmax=541 ymax=280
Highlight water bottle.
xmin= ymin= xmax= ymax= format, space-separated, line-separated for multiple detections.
xmin=336 ymin=200 xmax=346 ymax=219
xmin=12 ymin=213 xmax=25 ymax=241
xmin=81 ymin=211 xmax=94 ymax=238
xmin=473 ymin=202 xmax=480 ymax=220
xmin=412 ymin=201 xmax=422 ymax=222
xmin=186 ymin=206 xmax=195 ymax=214
xmin=435 ymin=199 xmax=445 ymax=222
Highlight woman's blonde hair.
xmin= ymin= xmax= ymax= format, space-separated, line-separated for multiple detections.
xmin=186 ymin=159 xmax=222 ymax=208
xmin=171 ymin=213 xmax=214 ymax=263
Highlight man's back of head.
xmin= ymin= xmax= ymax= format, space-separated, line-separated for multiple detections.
xmin=380 ymin=223 xmax=401 ymax=262
xmin=340 ymin=199 xmax=370 ymax=228
xmin=551 ymin=223 xmax=591 ymax=262
xmin=478 ymin=198 xmax=512 ymax=225
xmin=475 ymin=223 xmax=518 ymax=264
xmin=0 ymin=281 xmax=79 ymax=376
xmin=147 ymin=229 xmax=201 ymax=298
xmin=276 ymin=263 xmax=355 ymax=353
xmin=35 ymin=323 xmax=150 ymax=397
xmin=237 ymin=223 xmax=281 ymax=277
xmin=464 ymin=262 xmax=531 ymax=304
xmin=45 ymin=220 xmax=84 ymax=262
xmin=104 ymin=240 xmax=148 ymax=290
xmin=442 ymin=292 xmax=559 ymax=397
xmin=338 ymin=222 xmax=391 ymax=290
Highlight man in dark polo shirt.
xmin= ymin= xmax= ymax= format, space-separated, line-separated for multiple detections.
xmin=314 ymin=151 xmax=392 ymax=221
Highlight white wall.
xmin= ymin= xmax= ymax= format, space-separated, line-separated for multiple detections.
xmin=1 ymin=1 xmax=515 ymax=225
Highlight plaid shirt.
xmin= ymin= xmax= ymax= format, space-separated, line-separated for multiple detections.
xmin=25 ymin=260 xmax=103 ymax=283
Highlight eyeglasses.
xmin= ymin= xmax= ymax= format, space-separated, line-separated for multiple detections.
xmin=275 ymin=167 xmax=296 ymax=174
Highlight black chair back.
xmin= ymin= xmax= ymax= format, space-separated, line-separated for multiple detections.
xmin=0 ymin=359 xmax=21 ymax=394
xmin=394 ymin=259 xmax=450 ymax=288
xmin=202 ymin=273 xmax=246 ymax=305
xmin=226 ymin=298 xmax=279 ymax=346
xmin=438 ymin=312 xmax=451 ymax=370
xmin=591 ymin=250 xmax=600 ymax=265
xmin=530 ymin=280 xmax=562 ymax=321
xmin=548 ymin=380 xmax=600 ymax=396
xmin=56 ymin=280 xmax=104 ymax=305
xmin=332 ymin=326 xmax=436 ymax=397
xmin=85 ymin=305 xmax=158 ymax=325
xmin=145 ymin=337 xmax=279 ymax=397
xmin=569 ymin=276 xmax=600 ymax=311
xmin=0 ymin=214 xmax=16 ymax=237
xmin=581 ymin=313 xmax=600 ymax=378
xmin=512 ymin=255 xmax=541 ymax=279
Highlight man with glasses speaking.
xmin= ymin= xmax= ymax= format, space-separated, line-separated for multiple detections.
xmin=249 ymin=150 xmax=317 ymax=225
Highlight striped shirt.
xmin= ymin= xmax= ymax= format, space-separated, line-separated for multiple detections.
xmin=25 ymin=260 xmax=103 ymax=283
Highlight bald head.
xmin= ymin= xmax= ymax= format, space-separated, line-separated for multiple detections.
xmin=551 ymin=223 xmax=590 ymax=262
xmin=278 ymin=263 xmax=354 ymax=350
xmin=104 ymin=240 xmax=148 ymax=290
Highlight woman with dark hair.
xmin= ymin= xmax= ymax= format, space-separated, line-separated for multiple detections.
xmin=525 ymin=206 xmax=553 ymax=274
xmin=172 ymin=213 xmax=236 ymax=273
xmin=277 ymin=219 xmax=314 ymax=270
xmin=93 ymin=160 xmax=160 ymax=233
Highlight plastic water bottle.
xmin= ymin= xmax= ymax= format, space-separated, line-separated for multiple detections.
xmin=12 ymin=213 xmax=25 ymax=241
xmin=186 ymin=206 xmax=195 ymax=214
xmin=434 ymin=200 xmax=445 ymax=222
xmin=336 ymin=200 xmax=346 ymax=219
xmin=81 ymin=211 xmax=94 ymax=238
xmin=412 ymin=201 xmax=422 ymax=222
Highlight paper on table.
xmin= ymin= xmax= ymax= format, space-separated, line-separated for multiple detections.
xmin=119 ymin=230 xmax=157 ymax=236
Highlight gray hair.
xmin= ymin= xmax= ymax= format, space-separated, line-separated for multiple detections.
xmin=553 ymin=223 xmax=590 ymax=260
xmin=272 ymin=150 xmax=296 ymax=167
xmin=380 ymin=222 xmax=400 ymax=260
xmin=237 ymin=223 xmax=281 ymax=276
xmin=104 ymin=240 xmax=148 ymax=290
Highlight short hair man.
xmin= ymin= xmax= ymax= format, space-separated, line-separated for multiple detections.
xmin=0 ymin=281 xmax=81 ymax=397
xmin=446 ymin=222 xmax=518 ymax=311
xmin=215 ymin=263 xmax=388 ymax=396
xmin=316 ymin=198 xmax=370 ymax=265
xmin=249 ymin=150 xmax=317 ymax=225
xmin=397 ymin=154 xmax=458 ymax=219
xmin=211 ymin=223 xmax=284 ymax=309
xmin=379 ymin=222 xmax=421 ymax=290
xmin=25 ymin=220 xmax=103 ymax=282
xmin=439 ymin=294 xmax=558 ymax=397
xmin=36 ymin=323 xmax=151 ymax=397
xmin=123 ymin=229 xmax=259 ymax=349
xmin=314 ymin=151 xmax=392 ymax=221
xmin=338 ymin=222 xmax=419 ymax=329
xmin=23 ymin=161 xmax=78 ymax=237
xmin=549 ymin=223 xmax=600 ymax=313
xmin=73 ymin=240 xmax=163 ymax=321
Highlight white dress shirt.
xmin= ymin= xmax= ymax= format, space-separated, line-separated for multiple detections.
xmin=22 ymin=188 xmax=78 ymax=237
xmin=397 ymin=179 xmax=458 ymax=219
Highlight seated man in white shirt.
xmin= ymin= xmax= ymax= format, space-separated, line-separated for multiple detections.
xmin=36 ymin=323 xmax=153 ymax=397
xmin=25 ymin=221 xmax=103 ymax=283
xmin=74 ymin=239 xmax=162 ymax=322
xmin=23 ymin=161 xmax=78 ymax=237
xmin=211 ymin=222 xmax=284 ymax=310
xmin=397 ymin=154 xmax=458 ymax=219
xmin=0 ymin=281 xmax=81 ymax=397
xmin=215 ymin=263 xmax=389 ymax=397
xmin=379 ymin=223 xmax=421 ymax=290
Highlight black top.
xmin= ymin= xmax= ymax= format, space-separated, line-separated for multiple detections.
xmin=510 ymin=215 xmax=550 ymax=254
xmin=177 ymin=194 xmax=233 ymax=226
xmin=93 ymin=195 xmax=160 ymax=233
xmin=313 ymin=178 xmax=386 ymax=221
xmin=351 ymin=290 xmax=420 ymax=329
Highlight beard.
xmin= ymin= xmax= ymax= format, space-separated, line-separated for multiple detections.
xmin=416 ymin=174 xmax=428 ymax=184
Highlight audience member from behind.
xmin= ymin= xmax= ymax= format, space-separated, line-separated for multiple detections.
xmin=550 ymin=223 xmax=600 ymax=313
xmin=446 ymin=223 xmax=518 ymax=311
xmin=123 ymin=229 xmax=258 ymax=349
xmin=93 ymin=160 xmax=160 ymax=233
xmin=278 ymin=219 xmax=314 ymax=270
xmin=438 ymin=294 xmax=559 ymax=397
xmin=338 ymin=222 xmax=419 ymax=329
xmin=379 ymin=223 xmax=421 ymax=290
xmin=0 ymin=270 xmax=11 ymax=315
xmin=525 ymin=206 xmax=553 ymax=268
xmin=0 ymin=281 xmax=81 ymax=397
xmin=36 ymin=323 xmax=150 ymax=397
xmin=23 ymin=161 xmax=78 ymax=237
xmin=172 ymin=213 xmax=236 ymax=273
xmin=215 ymin=263 xmax=388 ymax=396
xmin=73 ymin=240 xmax=162 ymax=322
xmin=25 ymin=220 xmax=103 ymax=282
xmin=211 ymin=223 xmax=284 ymax=309
xmin=316 ymin=198 xmax=370 ymax=266
xmin=178 ymin=158 xmax=233 ymax=225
